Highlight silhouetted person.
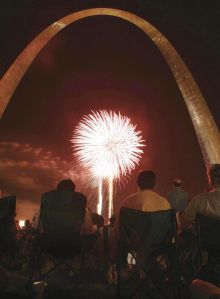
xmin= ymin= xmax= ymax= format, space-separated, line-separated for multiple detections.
xmin=180 ymin=164 xmax=220 ymax=285
xmin=57 ymin=179 xmax=75 ymax=192
xmin=167 ymin=179 xmax=188 ymax=214
xmin=109 ymin=214 xmax=116 ymax=226
xmin=57 ymin=179 xmax=94 ymax=234
xmin=180 ymin=164 xmax=220 ymax=229
xmin=36 ymin=179 xmax=94 ymax=235
xmin=91 ymin=213 xmax=104 ymax=229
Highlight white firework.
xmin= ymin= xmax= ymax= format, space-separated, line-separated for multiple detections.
xmin=71 ymin=110 xmax=145 ymax=218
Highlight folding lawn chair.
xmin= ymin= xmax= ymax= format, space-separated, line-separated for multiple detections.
xmin=29 ymin=189 xmax=87 ymax=280
xmin=116 ymin=207 xmax=184 ymax=299
xmin=0 ymin=195 xmax=17 ymax=269
xmin=196 ymin=213 xmax=220 ymax=285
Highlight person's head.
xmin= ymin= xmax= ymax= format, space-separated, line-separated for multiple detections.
xmin=57 ymin=179 xmax=75 ymax=192
xmin=91 ymin=213 xmax=104 ymax=228
xmin=208 ymin=164 xmax=220 ymax=186
xmin=173 ymin=179 xmax=182 ymax=188
xmin=137 ymin=170 xmax=156 ymax=190
xmin=109 ymin=214 xmax=116 ymax=226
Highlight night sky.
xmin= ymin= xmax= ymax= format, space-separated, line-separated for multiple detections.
xmin=0 ymin=1 xmax=219 ymax=219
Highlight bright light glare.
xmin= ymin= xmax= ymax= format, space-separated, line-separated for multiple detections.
xmin=72 ymin=110 xmax=145 ymax=179
xmin=19 ymin=220 xmax=25 ymax=228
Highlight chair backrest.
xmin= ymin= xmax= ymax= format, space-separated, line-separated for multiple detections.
xmin=0 ymin=195 xmax=16 ymax=221
xmin=119 ymin=207 xmax=176 ymax=251
xmin=196 ymin=213 xmax=220 ymax=252
xmin=0 ymin=195 xmax=16 ymax=251
xmin=39 ymin=190 xmax=87 ymax=253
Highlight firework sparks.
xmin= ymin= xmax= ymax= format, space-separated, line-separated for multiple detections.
xmin=71 ymin=110 xmax=145 ymax=219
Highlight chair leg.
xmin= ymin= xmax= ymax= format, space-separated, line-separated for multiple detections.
xmin=103 ymin=226 xmax=109 ymax=278
xmin=116 ymin=263 xmax=121 ymax=298
xmin=28 ymin=246 xmax=38 ymax=282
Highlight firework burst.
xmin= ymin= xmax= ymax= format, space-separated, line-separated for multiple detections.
xmin=71 ymin=110 xmax=145 ymax=219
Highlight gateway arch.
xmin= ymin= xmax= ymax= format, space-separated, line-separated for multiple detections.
xmin=0 ymin=8 xmax=219 ymax=166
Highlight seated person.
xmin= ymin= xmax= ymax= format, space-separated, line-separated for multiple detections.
xmin=180 ymin=164 xmax=220 ymax=284
xmin=34 ymin=179 xmax=94 ymax=235
xmin=167 ymin=178 xmax=188 ymax=225
xmin=180 ymin=164 xmax=220 ymax=230
xmin=121 ymin=170 xmax=170 ymax=212
xmin=91 ymin=212 xmax=104 ymax=230
xmin=109 ymin=214 xmax=116 ymax=226
xmin=109 ymin=170 xmax=171 ymax=280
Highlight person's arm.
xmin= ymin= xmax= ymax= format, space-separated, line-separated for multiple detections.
xmin=179 ymin=196 xmax=199 ymax=230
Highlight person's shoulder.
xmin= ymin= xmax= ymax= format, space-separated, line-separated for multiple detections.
xmin=188 ymin=191 xmax=208 ymax=208
xmin=193 ymin=191 xmax=208 ymax=201
xmin=122 ymin=192 xmax=138 ymax=206
xmin=154 ymin=191 xmax=167 ymax=200
xmin=42 ymin=189 xmax=56 ymax=195
xmin=126 ymin=192 xmax=138 ymax=201
xmin=74 ymin=191 xmax=87 ymax=200
xmin=197 ymin=189 xmax=220 ymax=200
xmin=155 ymin=192 xmax=171 ymax=207
xmin=73 ymin=191 xmax=86 ymax=196
xmin=180 ymin=188 xmax=188 ymax=195
xmin=41 ymin=189 xmax=57 ymax=199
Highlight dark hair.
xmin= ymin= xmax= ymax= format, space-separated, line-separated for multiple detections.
xmin=137 ymin=170 xmax=156 ymax=190
xmin=209 ymin=164 xmax=220 ymax=185
xmin=57 ymin=179 xmax=75 ymax=191
xmin=109 ymin=214 xmax=116 ymax=226
xmin=91 ymin=213 xmax=104 ymax=228
xmin=173 ymin=179 xmax=182 ymax=187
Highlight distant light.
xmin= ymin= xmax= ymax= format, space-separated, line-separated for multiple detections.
xmin=19 ymin=220 xmax=25 ymax=228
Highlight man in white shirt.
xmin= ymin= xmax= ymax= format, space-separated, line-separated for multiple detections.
xmin=109 ymin=170 xmax=171 ymax=281
xmin=122 ymin=170 xmax=170 ymax=212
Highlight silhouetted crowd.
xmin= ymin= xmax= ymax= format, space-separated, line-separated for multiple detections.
xmin=0 ymin=164 xmax=220 ymax=299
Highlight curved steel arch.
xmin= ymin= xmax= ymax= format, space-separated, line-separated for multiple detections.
xmin=0 ymin=8 xmax=219 ymax=165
